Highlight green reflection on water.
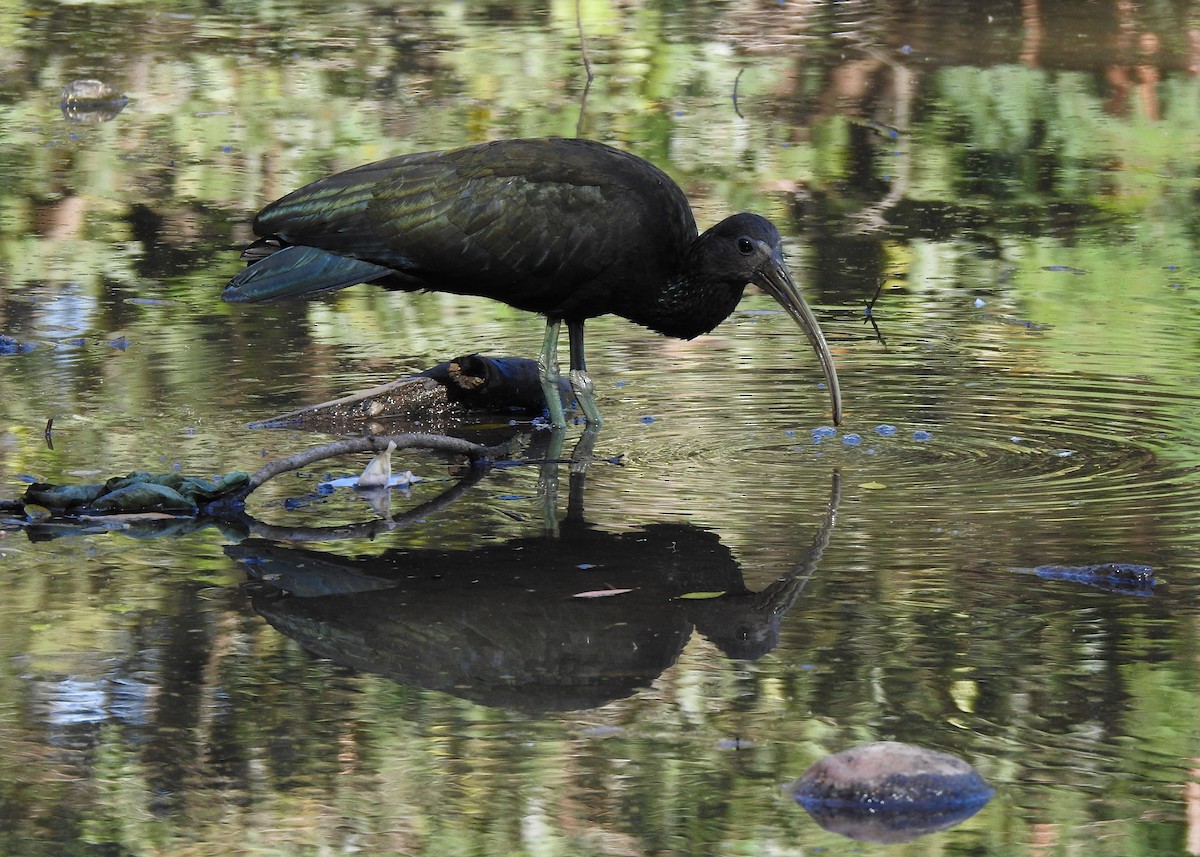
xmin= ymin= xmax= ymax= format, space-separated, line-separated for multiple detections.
xmin=1 ymin=0 xmax=1200 ymax=855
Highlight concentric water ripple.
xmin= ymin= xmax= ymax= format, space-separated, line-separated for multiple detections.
xmin=780 ymin=366 xmax=1200 ymax=540
xmin=592 ymin=336 xmax=1200 ymax=562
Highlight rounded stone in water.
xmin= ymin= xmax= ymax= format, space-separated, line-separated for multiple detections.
xmin=792 ymin=741 xmax=993 ymax=843
xmin=60 ymin=79 xmax=123 ymax=102
xmin=60 ymin=79 xmax=129 ymax=123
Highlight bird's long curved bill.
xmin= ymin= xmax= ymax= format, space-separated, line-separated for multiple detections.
xmin=756 ymin=254 xmax=843 ymax=426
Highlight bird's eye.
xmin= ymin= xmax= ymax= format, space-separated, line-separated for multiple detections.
xmin=737 ymin=237 xmax=754 ymax=255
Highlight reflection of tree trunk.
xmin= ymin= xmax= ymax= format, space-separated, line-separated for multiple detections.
xmin=142 ymin=585 xmax=212 ymax=813
xmin=1188 ymin=765 xmax=1200 ymax=855
xmin=847 ymin=50 xmax=914 ymax=233
xmin=1021 ymin=0 xmax=1042 ymax=67
xmin=1027 ymin=821 xmax=1061 ymax=857
xmin=37 ymin=195 xmax=88 ymax=241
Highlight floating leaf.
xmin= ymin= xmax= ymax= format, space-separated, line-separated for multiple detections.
xmin=572 ymin=588 xmax=635 ymax=599
xmin=22 ymin=503 xmax=52 ymax=520
xmin=859 ymin=481 xmax=887 ymax=490
xmin=677 ymin=590 xmax=726 ymax=600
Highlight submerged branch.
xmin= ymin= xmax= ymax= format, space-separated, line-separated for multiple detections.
xmin=575 ymin=0 xmax=594 ymax=138
xmin=576 ymin=0 xmax=594 ymax=83
xmin=247 ymin=433 xmax=511 ymax=490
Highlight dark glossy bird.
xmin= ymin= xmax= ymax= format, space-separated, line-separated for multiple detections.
xmin=223 ymin=138 xmax=842 ymax=428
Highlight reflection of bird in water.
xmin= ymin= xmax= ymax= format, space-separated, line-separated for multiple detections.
xmin=230 ymin=475 xmax=839 ymax=712
xmin=223 ymin=138 xmax=842 ymax=429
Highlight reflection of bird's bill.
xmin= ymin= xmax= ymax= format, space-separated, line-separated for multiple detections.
xmin=754 ymin=257 xmax=843 ymax=426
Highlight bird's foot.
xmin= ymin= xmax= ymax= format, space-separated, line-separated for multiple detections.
xmin=568 ymin=368 xmax=603 ymax=426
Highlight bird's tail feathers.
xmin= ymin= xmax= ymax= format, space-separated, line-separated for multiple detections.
xmin=223 ymin=245 xmax=394 ymax=303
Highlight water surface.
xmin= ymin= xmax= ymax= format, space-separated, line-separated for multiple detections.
xmin=2 ymin=1 xmax=1200 ymax=855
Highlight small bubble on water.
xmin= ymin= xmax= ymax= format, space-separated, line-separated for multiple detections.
xmin=1052 ymin=448 xmax=1073 ymax=457
xmin=874 ymin=424 xmax=896 ymax=436
xmin=913 ymin=430 xmax=932 ymax=441
xmin=812 ymin=426 xmax=837 ymax=438
xmin=974 ymin=297 xmax=986 ymax=308
xmin=843 ymin=433 xmax=862 ymax=446
xmin=641 ymin=415 xmax=656 ymax=424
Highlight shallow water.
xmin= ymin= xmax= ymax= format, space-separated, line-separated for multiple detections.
xmin=3 ymin=0 xmax=1200 ymax=854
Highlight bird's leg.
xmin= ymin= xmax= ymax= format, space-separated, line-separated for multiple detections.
xmin=538 ymin=318 xmax=568 ymax=430
xmin=567 ymin=319 xmax=603 ymax=426
xmin=536 ymin=419 xmax=570 ymax=535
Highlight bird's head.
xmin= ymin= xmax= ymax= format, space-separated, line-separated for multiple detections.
xmin=707 ymin=213 xmax=843 ymax=426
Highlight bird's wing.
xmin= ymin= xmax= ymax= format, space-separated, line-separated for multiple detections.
xmin=251 ymin=153 xmax=447 ymax=268
xmin=368 ymin=164 xmax=613 ymax=284
xmin=254 ymin=141 xmax=691 ymax=292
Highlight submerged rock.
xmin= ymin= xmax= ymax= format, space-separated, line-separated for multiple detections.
xmin=792 ymin=741 xmax=993 ymax=843
xmin=0 ymin=334 xmax=35 ymax=354
xmin=22 ymin=470 xmax=249 ymax=517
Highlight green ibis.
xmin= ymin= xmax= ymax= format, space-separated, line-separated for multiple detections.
xmin=223 ymin=138 xmax=842 ymax=428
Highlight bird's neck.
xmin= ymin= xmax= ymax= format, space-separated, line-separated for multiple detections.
xmin=630 ymin=248 xmax=747 ymax=341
